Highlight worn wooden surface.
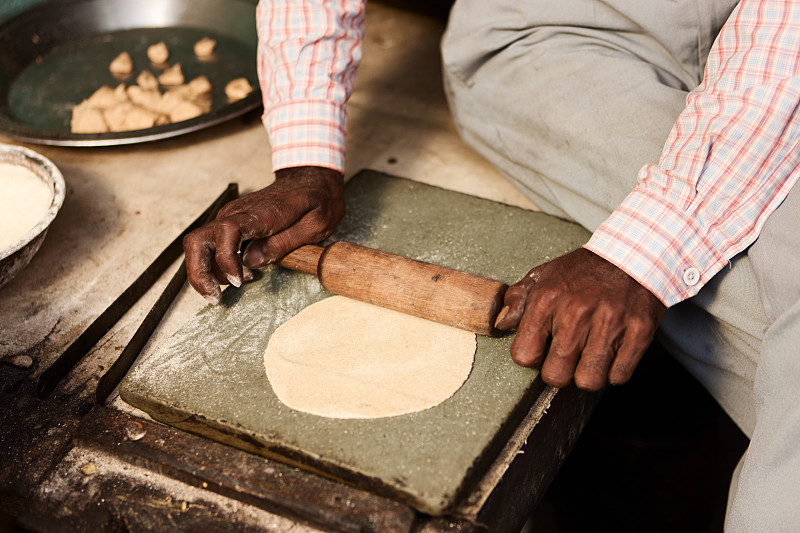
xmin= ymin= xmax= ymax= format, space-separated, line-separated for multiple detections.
xmin=25 ymin=405 xmax=417 ymax=532
xmin=11 ymin=388 xmax=597 ymax=532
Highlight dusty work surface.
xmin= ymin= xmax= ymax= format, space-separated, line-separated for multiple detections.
xmin=121 ymin=170 xmax=590 ymax=515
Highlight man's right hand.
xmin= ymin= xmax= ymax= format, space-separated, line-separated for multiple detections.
xmin=184 ymin=166 xmax=345 ymax=304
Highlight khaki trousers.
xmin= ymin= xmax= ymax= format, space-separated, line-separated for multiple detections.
xmin=442 ymin=1 xmax=800 ymax=530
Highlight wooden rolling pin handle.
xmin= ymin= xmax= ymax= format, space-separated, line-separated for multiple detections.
xmin=277 ymin=244 xmax=323 ymax=275
xmin=317 ymin=242 xmax=508 ymax=337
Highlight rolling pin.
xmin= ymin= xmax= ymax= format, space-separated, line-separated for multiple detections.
xmin=277 ymin=242 xmax=508 ymax=336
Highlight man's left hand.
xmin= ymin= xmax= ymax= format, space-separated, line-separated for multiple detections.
xmin=494 ymin=248 xmax=667 ymax=391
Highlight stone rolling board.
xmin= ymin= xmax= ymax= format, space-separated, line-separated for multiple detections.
xmin=120 ymin=170 xmax=591 ymax=515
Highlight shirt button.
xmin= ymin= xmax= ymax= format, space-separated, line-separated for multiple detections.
xmin=683 ymin=267 xmax=700 ymax=286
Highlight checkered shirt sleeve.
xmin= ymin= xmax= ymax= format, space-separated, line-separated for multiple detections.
xmin=585 ymin=0 xmax=800 ymax=306
xmin=256 ymin=0 xmax=365 ymax=173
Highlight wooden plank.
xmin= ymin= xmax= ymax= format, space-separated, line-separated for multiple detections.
xmin=19 ymin=446 xmax=321 ymax=533
xmin=0 ymin=374 xmax=92 ymax=501
xmin=73 ymin=406 xmax=417 ymax=533
xmin=473 ymin=386 xmax=600 ymax=531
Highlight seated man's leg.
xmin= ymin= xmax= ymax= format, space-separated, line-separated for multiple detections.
xmin=442 ymin=0 xmax=737 ymax=231
xmin=442 ymin=0 xmax=759 ymax=428
xmin=724 ymin=182 xmax=800 ymax=531
xmin=443 ymin=1 xmax=800 ymax=528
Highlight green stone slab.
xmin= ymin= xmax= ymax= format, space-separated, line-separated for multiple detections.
xmin=120 ymin=170 xmax=590 ymax=515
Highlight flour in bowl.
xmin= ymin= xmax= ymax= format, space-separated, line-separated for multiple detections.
xmin=0 ymin=162 xmax=52 ymax=252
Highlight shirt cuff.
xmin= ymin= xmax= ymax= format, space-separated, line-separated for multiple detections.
xmin=264 ymin=99 xmax=347 ymax=173
xmin=584 ymin=187 xmax=729 ymax=307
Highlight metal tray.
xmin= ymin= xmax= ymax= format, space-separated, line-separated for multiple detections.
xmin=0 ymin=0 xmax=261 ymax=146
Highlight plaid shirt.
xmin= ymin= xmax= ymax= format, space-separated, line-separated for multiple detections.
xmin=256 ymin=0 xmax=364 ymax=172
xmin=257 ymin=0 xmax=800 ymax=307
xmin=585 ymin=0 xmax=800 ymax=306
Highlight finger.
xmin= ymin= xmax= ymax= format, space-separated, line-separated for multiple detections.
xmin=213 ymin=214 xmax=253 ymax=287
xmin=607 ymin=341 xmax=645 ymax=386
xmin=243 ymin=211 xmax=333 ymax=267
xmin=183 ymin=227 xmax=223 ymax=304
xmin=242 ymin=265 xmax=254 ymax=282
xmin=539 ymin=340 xmax=581 ymax=388
xmin=608 ymin=317 xmax=655 ymax=385
xmin=573 ymin=308 xmax=620 ymax=391
xmin=573 ymin=339 xmax=616 ymax=392
xmin=495 ymin=275 xmax=536 ymax=330
xmin=509 ymin=294 xmax=552 ymax=367
xmin=539 ymin=312 xmax=590 ymax=388
xmin=209 ymin=261 xmax=231 ymax=286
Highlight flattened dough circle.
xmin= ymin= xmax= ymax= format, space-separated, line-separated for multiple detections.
xmin=263 ymin=296 xmax=476 ymax=419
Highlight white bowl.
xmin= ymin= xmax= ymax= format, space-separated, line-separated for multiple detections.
xmin=0 ymin=144 xmax=66 ymax=289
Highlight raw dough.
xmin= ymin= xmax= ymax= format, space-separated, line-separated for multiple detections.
xmin=0 ymin=162 xmax=52 ymax=251
xmin=109 ymin=52 xmax=133 ymax=76
xmin=103 ymin=102 xmax=158 ymax=132
xmin=158 ymin=63 xmax=184 ymax=86
xmin=136 ymin=70 xmax=159 ymax=91
xmin=225 ymin=77 xmax=253 ymax=101
xmin=147 ymin=41 xmax=169 ymax=64
xmin=127 ymin=85 xmax=163 ymax=114
xmin=86 ymin=84 xmax=127 ymax=109
xmin=263 ymin=296 xmax=476 ymax=419
xmin=168 ymin=100 xmax=203 ymax=122
xmin=187 ymin=75 xmax=212 ymax=96
xmin=194 ymin=37 xmax=217 ymax=58
xmin=70 ymin=102 xmax=108 ymax=133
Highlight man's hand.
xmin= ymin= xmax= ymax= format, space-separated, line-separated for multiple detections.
xmin=184 ymin=166 xmax=345 ymax=304
xmin=494 ymin=248 xmax=667 ymax=391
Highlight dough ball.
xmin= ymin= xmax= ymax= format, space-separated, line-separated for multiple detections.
xmin=187 ymin=75 xmax=212 ymax=96
xmin=127 ymin=85 xmax=163 ymax=113
xmin=124 ymin=105 xmax=160 ymax=130
xmin=104 ymin=102 xmax=159 ymax=131
xmin=158 ymin=63 xmax=185 ymax=87
xmin=136 ymin=70 xmax=159 ymax=91
xmin=168 ymin=100 xmax=204 ymax=122
xmin=85 ymin=84 xmax=127 ymax=110
xmin=147 ymin=41 xmax=169 ymax=64
xmin=71 ymin=83 xmax=129 ymax=133
xmin=109 ymin=51 xmax=133 ymax=76
xmin=103 ymin=101 xmax=135 ymax=132
xmin=71 ymin=101 xmax=109 ymax=133
xmin=194 ymin=93 xmax=212 ymax=113
xmin=193 ymin=37 xmax=216 ymax=58
xmin=163 ymin=84 xmax=193 ymax=100
xmin=113 ymin=83 xmax=128 ymax=101
xmin=225 ymin=77 xmax=253 ymax=102
xmin=159 ymin=88 xmax=190 ymax=113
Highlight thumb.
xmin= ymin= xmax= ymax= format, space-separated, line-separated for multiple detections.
xmin=494 ymin=275 xmax=536 ymax=330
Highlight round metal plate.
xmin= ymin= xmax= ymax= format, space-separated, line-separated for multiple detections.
xmin=0 ymin=0 xmax=261 ymax=146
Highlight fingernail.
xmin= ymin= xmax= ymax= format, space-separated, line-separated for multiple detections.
xmin=204 ymin=293 xmax=221 ymax=305
xmin=494 ymin=306 xmax=509 ymax=327
xmin=226 ymin=273 xmax=242 ymax=288
xmin=243 ymin=248 xmax=264 ymax=267
xmin=242 ymin=266 xmax=254 ymax=282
